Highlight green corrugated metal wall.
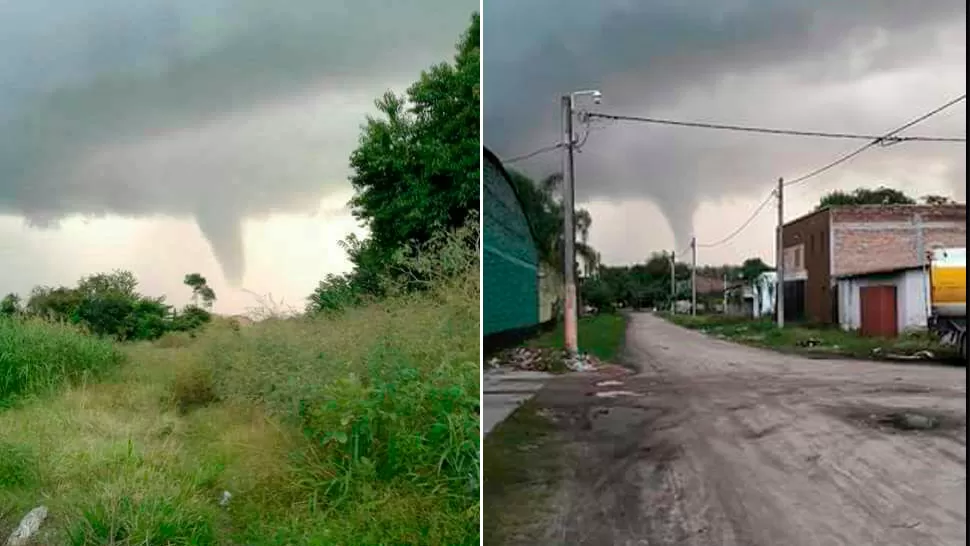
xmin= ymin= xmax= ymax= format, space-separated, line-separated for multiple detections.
xmin=483 ymin=153 xmax=539 ymax=335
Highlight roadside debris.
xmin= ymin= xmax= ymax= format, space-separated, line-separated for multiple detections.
xmin=488 ymin=347 xmax=606 ymax=373
xmin=594 ymin=390 xmax=639 ymax=398
xmin=5 ymin=506 xmax=47 ymax=546
xmin=595 ymin=380 xmax=624 ymax=387
xmin=566 ymin=352 xmax=598 ymax=372
xmin=219 ymin=490 xmax=233 ymax=507
xmin=872 ymin=347 xmax=936 ymax=360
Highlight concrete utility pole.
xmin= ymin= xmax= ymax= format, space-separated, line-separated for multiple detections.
xmin=691 ymin=236 xmax=697 ymax=316
xmin=915 ymin=213 xmax=931 ymax=320
xmin=723 ymin=272 xmax=728 ymax=314
xmin=670 ymin=251 xmax=676 ymax=313
xmin=560 ymin=95 xmax=578 ymax=356
xmin=776 ymin=177 xmax=785 ymax=328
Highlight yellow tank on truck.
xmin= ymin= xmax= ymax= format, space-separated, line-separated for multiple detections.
xmin=929 ymin=247 xmax=966 ymax=318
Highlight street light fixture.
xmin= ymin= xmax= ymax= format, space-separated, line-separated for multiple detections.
xmin=561 ymin=89 xmax=602 ymax=357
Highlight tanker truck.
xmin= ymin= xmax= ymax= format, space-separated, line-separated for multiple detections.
xmin=927 ymin=247 xmax=966 ymax=361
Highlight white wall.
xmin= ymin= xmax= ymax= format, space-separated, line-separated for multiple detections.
xmin=838 ymin=269 xmax=929 ymax=333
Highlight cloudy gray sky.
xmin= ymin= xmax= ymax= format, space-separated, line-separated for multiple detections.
xmin=484 ymin=0 xmax=966 ymax=268
xmin=0 ymin=1 xmax=476 ymax=314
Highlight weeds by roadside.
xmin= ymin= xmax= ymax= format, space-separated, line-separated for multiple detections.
xmin=527 ymin=313 xmax=627 ymax=362
xmin=663 ymin=313 xmax=960 ymax=362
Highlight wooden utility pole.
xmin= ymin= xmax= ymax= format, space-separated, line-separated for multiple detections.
xmin=691 ymin=237 xmax=697 ymax=316
xmin=776 ymin=177 xmax=785 ymax=328
xmin=560 ymin=95 xmax=578 ymax=355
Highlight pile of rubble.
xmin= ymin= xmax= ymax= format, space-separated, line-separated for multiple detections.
xmin=486 ymin=347 xmax=606 ymax=373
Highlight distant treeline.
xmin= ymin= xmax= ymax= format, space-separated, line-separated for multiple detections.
xmin=2 ymin=270 xmax=216 ymax=341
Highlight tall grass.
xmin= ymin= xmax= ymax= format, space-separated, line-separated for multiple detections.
xmin=198 ymin=224 xmax=481 ymax=543
xmin=0 ymin=317 xmax=124 ymax=403
xmin=0 ymin=222 xmax=480 ymax=544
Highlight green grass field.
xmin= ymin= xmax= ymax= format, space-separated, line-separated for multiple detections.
xmin=663 ymin=313 xmax=959 ymax=361
xmin=527 ymin=313 xmax=627 ymax=362
xmin=0 ymin=272 xmax=479 ymax=545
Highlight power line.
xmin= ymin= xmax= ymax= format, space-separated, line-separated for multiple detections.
xmin=503 ymin=143 xmax=562 ymax=164
xmin=691 ymin=94 xmax=966 ymax=249
xmin=697 ymin=190 xmax=776 ymax=248
xmin=784 ymin=94 xmax=967 ymax=187
xmin=585 ymin=112 xmax=966 ymax=143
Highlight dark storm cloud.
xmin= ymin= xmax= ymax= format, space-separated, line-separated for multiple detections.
xmin=484 ymin=0 xmax=966 ymax=252
xmin=0 ymin=0 xmax=476 ymax=283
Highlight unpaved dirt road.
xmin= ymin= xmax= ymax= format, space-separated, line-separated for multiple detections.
xmin=488 ymin=313 xmax=966 ymax=546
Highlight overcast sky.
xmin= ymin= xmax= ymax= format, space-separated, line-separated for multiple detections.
xmin=484 ymin=0 xmax=966 ymax=268
xmin=0 ymin=1 xmax=476 ymax=314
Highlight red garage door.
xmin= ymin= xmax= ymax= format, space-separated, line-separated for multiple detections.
xmin=860 ymin=285 xmax=897 ymax=338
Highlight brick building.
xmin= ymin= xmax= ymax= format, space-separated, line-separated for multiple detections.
xmin=781 ymin=204 xmax=966 ymax=328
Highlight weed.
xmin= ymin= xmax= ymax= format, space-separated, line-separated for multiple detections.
xmin=528 ymin=313 xmax=627 ymax=361
xmin=664 ymin=313 xmax=959 ymax=360
xmin=0 ymin=224 xmax=480 ymax=544
xmin=0 ymin=317 xmax=124 ymax=402
xmin=171 ymin=360 xmax=217 ymax=414
xmin=0 ymin=441 xmax=37 ymax=489
xmin=67 ymin=495 xmax=216 ymax=546
xmin=153 ymin=331 xmax=194 ymax=349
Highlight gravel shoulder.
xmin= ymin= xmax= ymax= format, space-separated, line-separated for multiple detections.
xmin=484 ymin=312 xmax=967 ymax=546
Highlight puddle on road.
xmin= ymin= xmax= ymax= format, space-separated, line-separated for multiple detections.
xmin=595 ymin=390 xmax=639 ymax=398
xmin=830 ymin=404 xmax=963 ymax=434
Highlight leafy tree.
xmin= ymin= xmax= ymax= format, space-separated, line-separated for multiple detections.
xmin=25 ymin=286 xmax=85 ymax=320
xmin=308 ymin=15 xmax=480 ymax=313
xmin=921 ymin=194 xmax=956 ymax=205
xmin=506 ymin=170 xmax=599 ymax=272
xmin=20 ymin=271 xmax=209 ymax=340
xmin=347 ymin=14 xmax=479 ymax=258
xmin=816 ymin=186 xmax=915 ymax=210
xmin=172 ymin=305 xmax=212 ymax=333
xmin=1 ymin=293 xmax=20 ymax=317
xmin=739 ymin=257 xmax=772 ymax=280
xmin=77 ymin=270 xmax=138 ymax=299
xmin=307 ymin=273 xmax=363 ymax=314
xmin=183 ymin=273 xmax=216 ymax=309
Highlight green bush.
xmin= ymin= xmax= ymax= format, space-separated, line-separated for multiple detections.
xmin=0 ymin=317 xmax=124 ymax=402
xmin=171 ymin=361 xmax=218 ymax=414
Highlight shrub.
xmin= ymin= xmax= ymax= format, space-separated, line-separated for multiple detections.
xmin=171 ymin=361 xmax=218 ymax=414
xmin=0 ymin=317 xmax=124 ymax=402
xmin=153 ymin=331 xmax=194 ymax=349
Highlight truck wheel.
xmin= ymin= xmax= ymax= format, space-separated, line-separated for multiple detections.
xmin=962 ymin=332 xmax=968 ymax=363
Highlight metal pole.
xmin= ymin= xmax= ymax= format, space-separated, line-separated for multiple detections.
xmin=776 ymin=177 xmax=785 ymax=328
xmin=561 ymin=95 xmax=578 ymax=356
xmin=691 ymin=236 xmax=697 ymax=316
xmin=670 ymin=251 xmax=676 ymax=313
